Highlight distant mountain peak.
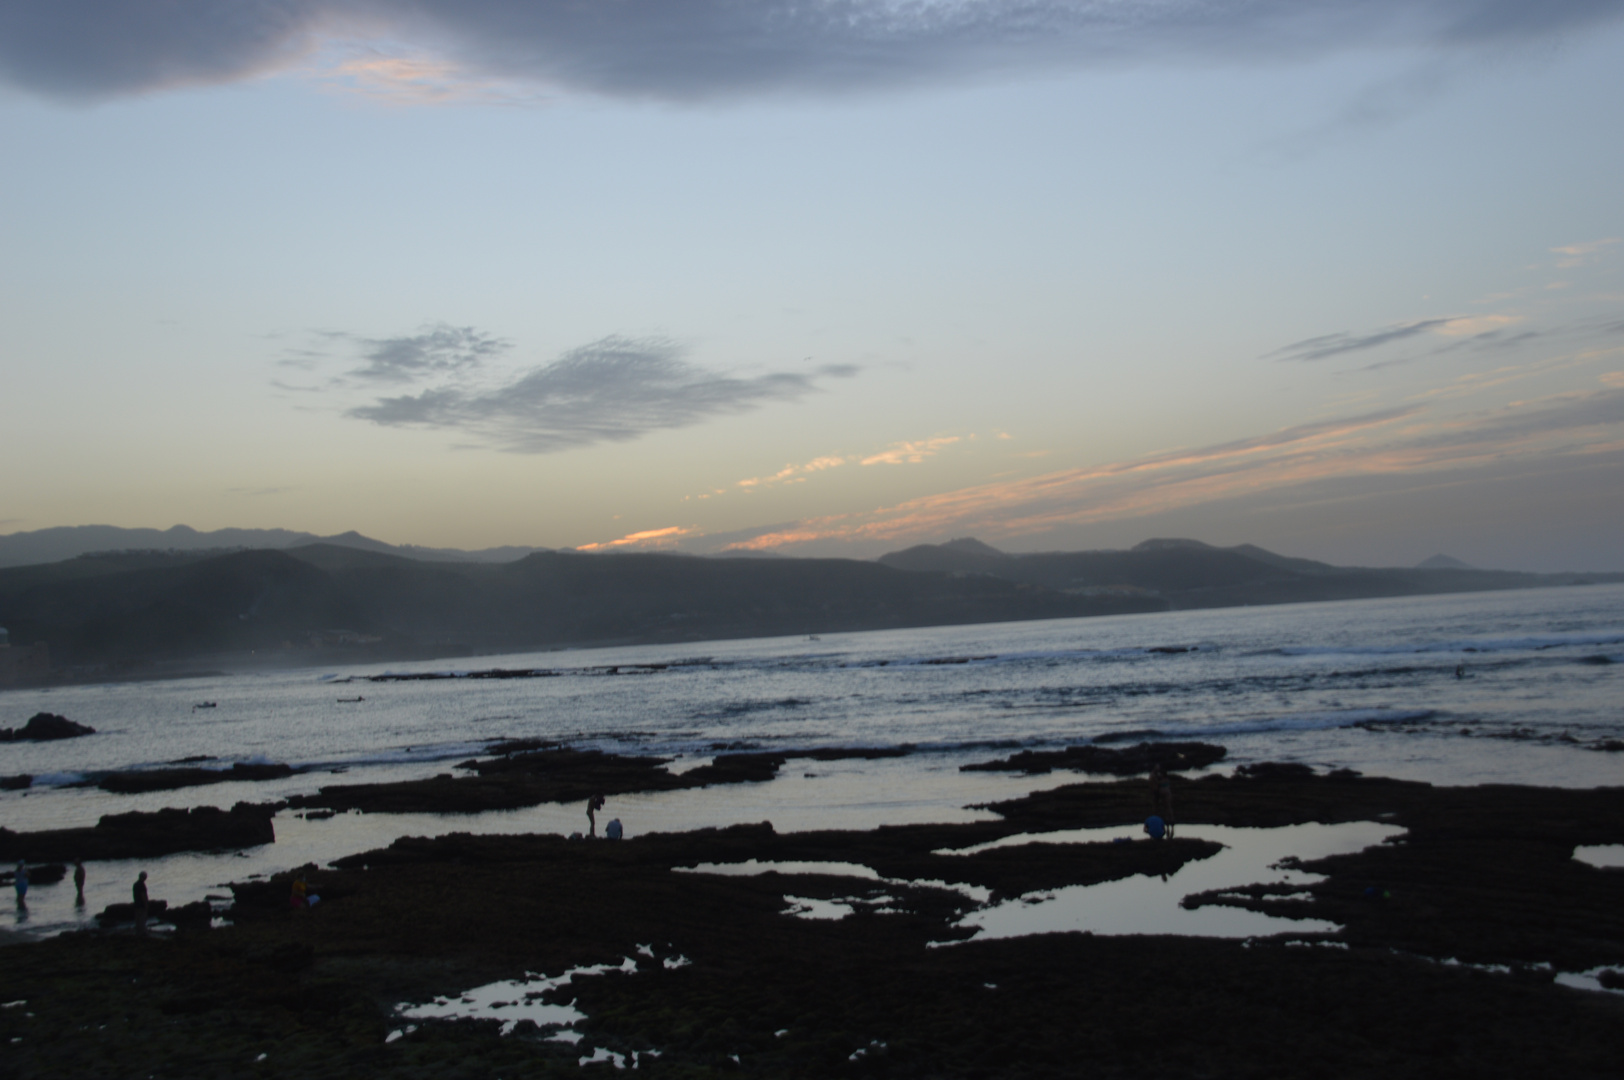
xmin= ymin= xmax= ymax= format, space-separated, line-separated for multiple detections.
xmin=1132 ymin=538 xmax=1216 ymax=552
xmin=940 ymin=538 xmax=1009 ymax=558
xmin=1417 ymin=554 xmax=1476 ymax=570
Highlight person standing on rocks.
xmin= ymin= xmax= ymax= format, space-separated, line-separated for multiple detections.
xmin=73 ymin=860 xmax=86 ymax=906
xmin=132 ymin=871 xmax=149 ymax=933
xmin=587 ymin=793 xmax=606 ymax=837
xmin=1148 ymin=764 xmax=1175 ymax=838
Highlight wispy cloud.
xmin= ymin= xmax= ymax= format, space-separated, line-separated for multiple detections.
xmin=1268 ymin=318 xmax=1458 ymax=362
xmin=737 ymin=455 xmax=849 ymax=491
xmin=576 ymin=525 xmax=694 ymax=552
xmin=4 ymin=2 xmax=1620 ymax=102
xmin=347 ymin=324 xmax=508 ymax=382
xmin=347 ymin=335 xmax=857 ymax=452
xmin=861 ymin=437 xmax=962 ymax=466
xmin=1552 ymin=237 xmax=1622 ymax=269
xmin=712 ymin=390 xmax=1624 ymax=553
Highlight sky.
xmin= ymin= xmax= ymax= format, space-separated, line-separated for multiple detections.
xmin=1 ymin=1 xmax=1622 ymax=571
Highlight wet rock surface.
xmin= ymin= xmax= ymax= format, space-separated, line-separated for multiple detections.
xmin=3 ymin=773 xmax=1622 ymax=1078
xmin=0 ymin=802 xmax=280 ymax=863
xmin=95 ymin=762 xmax=297 ymax=794
xmin=961 ymin=739 xmax=1226 ymax=775
xmin=289 ymin=744 xmax=915 ymax=814
xmin=0 ymin=712 xmax=94 ymax=742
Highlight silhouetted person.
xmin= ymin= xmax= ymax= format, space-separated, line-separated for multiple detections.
xmin=73 ymin=860 xmax=86 ymax=906
xmin=13 ymin=862 xmax=27 ymax=908
xmin=1149 ymin=764 xmax=1175 ymax=836
xmin=605 ymin=818 xmax=624 ymax=840
xmin=1456 ymin=665 xmax=1465 ymax=679
xmin=587 ymin=793 xmax=606 ymax=837
xmin=132 ymin=871 xmax=149 ymax=933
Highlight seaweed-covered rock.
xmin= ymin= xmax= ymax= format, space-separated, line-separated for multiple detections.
xmin=0 ymin=712 xmax=95 ymax=741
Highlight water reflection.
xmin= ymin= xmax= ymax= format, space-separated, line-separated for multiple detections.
xmin=956 ymin=821 xmax=1404 ymax=940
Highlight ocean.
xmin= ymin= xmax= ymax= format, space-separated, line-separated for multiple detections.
xmin=4 ymin=582 xmax=1622 ymax=937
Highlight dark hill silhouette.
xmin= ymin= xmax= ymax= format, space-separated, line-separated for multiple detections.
xmin=0 ymin=524 xmax=549 ymax=568
xmin=1417 ymin=554 xmax=1476 ymax=570
xmin=2 ymin=539 xmax=1618 ymax=674
xmin=878 ymin=537 xmax=1615 ymax=609
xmin=0 ymin=546 xmax=1157 ymax=670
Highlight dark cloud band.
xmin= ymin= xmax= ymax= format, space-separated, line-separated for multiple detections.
xmin=3 ymin=1 xmax=1621 ymax=102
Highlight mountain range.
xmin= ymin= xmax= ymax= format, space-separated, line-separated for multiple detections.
xmin=0 ymin=533 xmax=1617 ymax=677
xmin=0 ymin=524 xmax=547 ymax=569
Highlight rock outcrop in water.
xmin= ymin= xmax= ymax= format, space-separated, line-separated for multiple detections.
xmin=0 ymin=711 xmax=94 ymax=741
xmin=289 ymin=744 xmax=915 ymax=815
xmin=961 ymin=740 xmax=1226 ymax=775
xmin=95 ymin=762 xmax=295 ymax=794
xmin=0 ymin=801 xmax=279 ymax=862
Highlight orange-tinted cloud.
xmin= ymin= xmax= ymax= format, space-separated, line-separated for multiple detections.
xmin=860 ymin=437 xmax=961 ymax=466
xmin=704 ymin=391 xmax=1624 ymax=553
xmin=577 ymin=525 xmax=693 ymax=551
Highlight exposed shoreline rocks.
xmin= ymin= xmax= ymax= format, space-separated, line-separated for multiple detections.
xmin=2 ymin=772 xmax=1620 ymax=1078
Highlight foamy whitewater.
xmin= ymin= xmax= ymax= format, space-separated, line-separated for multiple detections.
xmin=4 ymin=583 xmax=1622 ymax=937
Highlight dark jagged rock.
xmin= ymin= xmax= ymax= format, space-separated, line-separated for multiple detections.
xmin=0 ymin=801 xmax=280 ymax=862
xmin=96 ymin=762 xmax=296 ymax=794
xmin=1 ymin=773 xmax=31 ymax=790
xmin=1234 ymin=760 xmax=1316 ymax=780
xmin=292 ymin=745 xmax=921 ymax=815
xmin=0 ymin=712 xmax=95 ymax=741
xmin=96 ymin=897 xmax=212 ymax=931
xmin=2 ymin=773 xmax=1623 ymax=1078
xmin=961 ymin=740 xmax=1226 ymax=775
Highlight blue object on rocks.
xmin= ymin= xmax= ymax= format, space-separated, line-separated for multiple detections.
xmin=1144 ymin=815 xmax=1166 ymax=840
